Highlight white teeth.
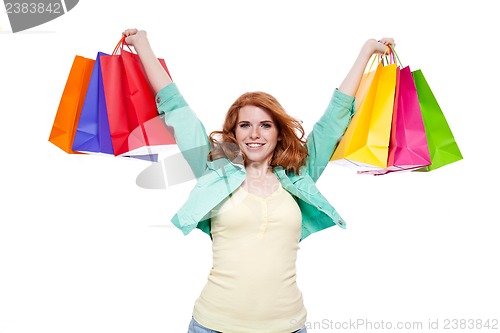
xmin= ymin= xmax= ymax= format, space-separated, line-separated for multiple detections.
xmin=247 ymin=143 xmax=264 ymax=148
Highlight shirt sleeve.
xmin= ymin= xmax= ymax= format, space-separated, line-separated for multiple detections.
xmin=304 ymin=89 xmax=355 ymax=182
xmin=155 ymin=83 xmax=210 ymax=179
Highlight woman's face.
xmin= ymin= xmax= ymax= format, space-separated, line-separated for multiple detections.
xmin=235 ymin=105 xmax=280 ymax=166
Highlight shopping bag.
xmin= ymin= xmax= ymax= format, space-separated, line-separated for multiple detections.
xmin=100 ymin=38 xmax=176 ymax=157
xmin=359 ymin=53 xmax=431 ymax=175
xmin=412 ymin=69 xmax=463 ymax=171
xmin=48 ymin=55 xmax=95 ymax=153
xmin=354 ymin=62 xmax=377 ymax=111
xmin=330 ymin=57 xmax=397 ymax=169
xmin=388 ymin=65 xmax=432 ymax=170
xmin=72 ymin=52 xmax=114 ymax=155
xmin=71 ymin=51 xmax=160 ymax=162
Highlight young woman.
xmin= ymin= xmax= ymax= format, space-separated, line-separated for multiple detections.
xmin=123 ymin=28 xmax=394 ymax=333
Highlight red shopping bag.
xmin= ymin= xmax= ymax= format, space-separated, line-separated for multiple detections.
xmin=100 ymin=38 xmax=176 ymax=157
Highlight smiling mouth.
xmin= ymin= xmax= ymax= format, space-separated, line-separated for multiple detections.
xmin=246 ymin=143 xmax=265 ymax=148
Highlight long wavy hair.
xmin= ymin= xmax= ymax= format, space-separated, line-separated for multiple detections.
xmin=209 ymin=91 xmax=308 ymax=174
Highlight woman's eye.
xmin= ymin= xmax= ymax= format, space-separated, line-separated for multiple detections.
xmin=239 ymin=123 xmax=250 ymax=128
xmin=262 ymin=123 xmax=272 ymax=128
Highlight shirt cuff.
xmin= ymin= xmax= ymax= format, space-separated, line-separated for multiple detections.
xmin=155 ymin=83 xmax=189 ymax=116
xmin=333 ymin=88 xmax=356 ymax=109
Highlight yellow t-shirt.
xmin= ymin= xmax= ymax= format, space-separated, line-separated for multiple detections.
xmin=193 ymin=185 xmax=306 ymax=333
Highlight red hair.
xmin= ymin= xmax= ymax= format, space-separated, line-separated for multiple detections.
xmin=209 ymin=91 xmax=308 ymax=174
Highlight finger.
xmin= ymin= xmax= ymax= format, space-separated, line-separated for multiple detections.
xmin=122 ymin=28 xmax=138 ymax=37
xmin=383 ymin=38 xmax=395 ymax=46
xmin=379 ymin=39 xmax=396 ymax=49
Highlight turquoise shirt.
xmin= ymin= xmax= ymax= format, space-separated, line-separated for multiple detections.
xmin=156 ymin=83 xmax=355 ymax=241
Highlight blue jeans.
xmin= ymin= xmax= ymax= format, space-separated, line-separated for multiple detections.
xmin=187 ymin=317 xmax=307 ymax=333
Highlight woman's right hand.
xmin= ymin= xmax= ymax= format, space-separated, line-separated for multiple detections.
xmin=120 ymin=28 xmax=172 ymax=93
xmin=122 ymin=28 xmax=148 ymax=48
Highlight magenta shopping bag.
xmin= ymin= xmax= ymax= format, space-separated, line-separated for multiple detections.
xmin=389 ymin=65 xmax=430 ymax=169
xmin=359 ymin=48 xmax=430 ymax=175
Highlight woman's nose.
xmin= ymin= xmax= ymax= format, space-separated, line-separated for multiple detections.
xmin=250 ymin=127 xmax=260 ymax=139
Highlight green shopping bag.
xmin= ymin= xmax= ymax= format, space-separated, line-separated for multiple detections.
xmin=412 ymin=70 xmax=463 ymax=171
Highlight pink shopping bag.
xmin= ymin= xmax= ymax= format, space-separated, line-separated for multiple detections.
xmin=359 ymin=48 xmax=430 ymax=175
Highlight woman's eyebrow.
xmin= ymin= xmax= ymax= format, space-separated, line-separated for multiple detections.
xmin=237 ymin=120 xmax=274 ymax=124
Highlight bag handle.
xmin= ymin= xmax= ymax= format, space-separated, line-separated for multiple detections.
xmin=111 ymin=36 xmax=134 ymax=55
xmin=365 ymin=45 xmax=391 ymax=74
xmin=381 ymin=44 xmax=399 ymax=66
xmin=388 ymin=45 xmax=403 ymax=67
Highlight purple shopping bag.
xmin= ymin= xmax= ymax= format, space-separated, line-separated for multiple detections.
xmin=72 ymin=51 xmax=158 ymax=162
xmin=72 ymin=52 xmax=114 ymax=155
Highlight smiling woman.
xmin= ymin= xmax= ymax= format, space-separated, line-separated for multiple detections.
xmin=209 ymin=91 xmax=309 ymax=198
xmin=213 ymin=91 xmax=308 ymax=173
xmin=236 ymin=106 xmax=280 ymax=166
xmin=122 ymin=27 xmax=394 ymax=333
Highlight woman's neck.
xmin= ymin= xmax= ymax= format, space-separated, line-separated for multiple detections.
xmin=244 ymin=161 xmax=273 ymax=178
xmin=242 ymin=161 xmax=280 ymax=197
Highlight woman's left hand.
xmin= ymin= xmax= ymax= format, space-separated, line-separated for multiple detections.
xmin=368 ymin=38 xmax=396 ymax=54
xmin=338 ymin=37 xmax=396 ymax=96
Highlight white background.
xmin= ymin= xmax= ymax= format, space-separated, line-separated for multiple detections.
xmin=1 ymin=1 xmax=499 ymax=332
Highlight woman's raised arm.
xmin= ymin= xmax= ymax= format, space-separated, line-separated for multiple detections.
xmin=304 ymin=37 xmax=395 ymax=181
xmin=122 ymin=28 xmax=210 ymax=179
xmin=338 ymin=38 xmax=395 ymax=97
xmin=123 ymin=28 xmax=172 ymax=94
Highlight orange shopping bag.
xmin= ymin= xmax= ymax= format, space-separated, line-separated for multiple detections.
xmin=48 ymin=55 xmax=95 ymax=153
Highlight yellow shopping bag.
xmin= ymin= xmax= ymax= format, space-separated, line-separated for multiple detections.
xmin=330 ymin=60 xmax=397 ymax=169
xmin=353 ymin=63 xmax=377 ymax=111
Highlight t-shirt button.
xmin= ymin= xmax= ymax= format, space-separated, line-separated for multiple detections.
xmin=156 ymin=97 xmax=161 ymax=104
